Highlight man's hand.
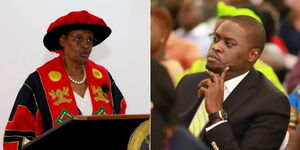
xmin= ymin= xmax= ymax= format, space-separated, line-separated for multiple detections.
xmin=197 ymin=67 xmax=229 ymax=114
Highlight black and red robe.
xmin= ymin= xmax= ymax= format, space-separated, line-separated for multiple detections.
xmin=3 ymin=55 xmax=126 ymax=150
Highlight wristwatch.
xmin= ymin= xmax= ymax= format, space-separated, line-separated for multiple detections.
xmin=209 ymin=109 xmax=228 ymax=122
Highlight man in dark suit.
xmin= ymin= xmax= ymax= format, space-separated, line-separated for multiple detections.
xmin=176 ymin=15 xmax=290 ymax=150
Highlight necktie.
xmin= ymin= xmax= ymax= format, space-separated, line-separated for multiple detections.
xmin=189 ymin=99 xmax=208 ymax=137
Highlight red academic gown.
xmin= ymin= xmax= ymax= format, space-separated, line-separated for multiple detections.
xmin=3 ymin=55 xmax=127 ymax=150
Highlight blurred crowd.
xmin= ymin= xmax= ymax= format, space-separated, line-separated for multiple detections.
xmin=151 ymin=0 xmax=300 ymax=150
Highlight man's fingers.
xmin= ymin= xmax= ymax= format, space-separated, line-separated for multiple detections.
xmin=198 ymin=79 xmax=213 ymax=88
xmin=221 ymin=66 xmax=230 ymax=79
xmin=197 ymin=87 xmax=208 ymax=98
xmin=205 ymin=69 xmax=219 ymax=83
xmin=197 ymin=79 xmax=212 ymax=98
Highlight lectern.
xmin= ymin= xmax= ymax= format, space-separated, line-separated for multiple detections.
xmin=22 ymin=114 xmax=150 ymax=150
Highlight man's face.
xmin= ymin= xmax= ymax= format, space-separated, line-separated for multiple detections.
xmin=206 ymin=21 xmax=252 ymax=75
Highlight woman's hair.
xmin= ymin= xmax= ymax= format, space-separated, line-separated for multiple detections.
xmin=151 ymin=7 xmax=173 ymax=35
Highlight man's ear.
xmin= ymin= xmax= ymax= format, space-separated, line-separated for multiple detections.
xmin=249 ymin=48 xmax=261 ymax=63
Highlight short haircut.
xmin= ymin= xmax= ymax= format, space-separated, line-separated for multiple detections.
xmin=151 ymin=7 xmax=173 ymax=34
xmin=227 ymin=15 xmax=266 ymax=51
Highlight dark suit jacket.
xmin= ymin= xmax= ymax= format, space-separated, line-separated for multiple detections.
xmin=175 ymin=68 xmax=290 ymax=150
xmin=169 ymin=126 xmax=209 ymax=150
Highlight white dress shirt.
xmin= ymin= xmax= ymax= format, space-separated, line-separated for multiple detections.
xmin=73 ymin=88 xmax=93 ymax=115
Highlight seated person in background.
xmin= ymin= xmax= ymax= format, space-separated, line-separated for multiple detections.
xmin=288 ymin=85 xmax=300 ymax=134
xmin=175 ymin=0 xmax=217 ymax=58
xmin=175 ymin=15 xmax=289 ymax=150
xmin=286 ymin=52 xmax=300 ymax=94
xmin=246 ymin=5 xmax=288 ymax=82
xmin=151 ymin=7 xmax=184 ymax=85
xmin=3 ymin=10 xmax=126 ymax=150
xmin=176 ymin=1 xmax=286 ymax=94
xmin=166 ymin=31 xmax=201 ymax=70
xmin=279 ymin=0 xmax=300 ymax=56
xmin=151 ymin=58 xmax=209 ymax=150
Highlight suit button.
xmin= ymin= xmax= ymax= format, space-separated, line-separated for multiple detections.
xmin=211 ymin=141 xmax=219 ymax=150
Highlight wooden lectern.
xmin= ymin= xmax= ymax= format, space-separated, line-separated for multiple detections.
xmin=22 ymin=114 xmax=150 ymax=150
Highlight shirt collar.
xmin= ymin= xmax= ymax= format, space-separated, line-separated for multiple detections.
xmin=224 ymin=71 xmax=249 ymax=95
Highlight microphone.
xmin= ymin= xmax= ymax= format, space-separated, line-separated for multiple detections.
xmin=102 ymin=83 xmax=116 ymax=114
xmin=102 ymin=83 xmax=109 ymax=93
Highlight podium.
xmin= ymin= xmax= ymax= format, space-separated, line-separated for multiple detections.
xmin=22 ymin=114 xmax=150 ymax=150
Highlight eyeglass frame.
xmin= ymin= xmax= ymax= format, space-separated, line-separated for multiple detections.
xmin=66 ymin=33 xmax=98 ymax=46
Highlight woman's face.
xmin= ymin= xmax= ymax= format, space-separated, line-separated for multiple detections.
xmin=59 ymin=30 xmax=94 ymax=65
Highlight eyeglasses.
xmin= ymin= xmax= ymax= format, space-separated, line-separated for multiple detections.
xmin=68 ymin=34 xmax=98 ymax=46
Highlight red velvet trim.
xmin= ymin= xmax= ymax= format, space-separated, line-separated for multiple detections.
xmin=85 ymin=60 xmax=113 ymax=115
xmin=37 ymin=55 xmax=114 ymax=127
xmin=6 ymin=105 xmax=35 ymax=131
xmin=37 ymin=56 xmax=78 ymax=127
xmin=35 ymin=110 xmax=43 ymax=136
xmin=47 ymin=10 xmax=107 ymax=32
xmin=119 ymin=99 xmax=127 ymax=114
xmin=3 ymin=142 xmax=19 ymax=150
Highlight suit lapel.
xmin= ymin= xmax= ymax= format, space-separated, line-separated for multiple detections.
xmin=180 ymin=96 xmax=204 ymax=127
xmin=223 ymin=68 xmax=260 ymax=116
xmin=179 ymin=73 xmax=210 ymax=127
xmin=180 ymin=69 xmax=260 ymax=126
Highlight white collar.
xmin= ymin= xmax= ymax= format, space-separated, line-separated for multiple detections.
xmin=224 ymin=71 xmax=249 ymax=96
